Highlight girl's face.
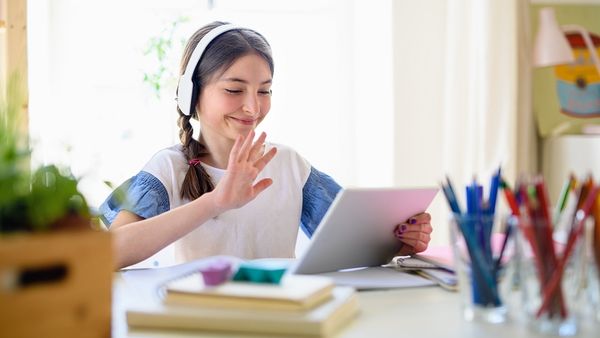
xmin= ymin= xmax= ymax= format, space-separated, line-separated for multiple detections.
xmin=196 ymin=53 xmax=272 ymax=145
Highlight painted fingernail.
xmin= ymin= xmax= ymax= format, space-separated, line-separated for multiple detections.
xmin=394 ymin=224 xmax=407 ymax=238
xmin=394 ymin=227 xmax=403 ymax=238
xmin=409 ymin=218 xmax=417 ymax=224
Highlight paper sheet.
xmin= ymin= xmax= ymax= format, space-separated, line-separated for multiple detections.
xmin=316 ymin=266 xmax=436 ymax=290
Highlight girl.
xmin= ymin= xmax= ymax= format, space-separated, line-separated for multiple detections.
xmin=101 ymin=21 xmax=432 ymax=269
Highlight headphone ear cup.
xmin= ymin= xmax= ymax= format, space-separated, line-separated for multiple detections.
xmin=177 ymin=76 xmax=194 ymax=116
xmin=177 ymin=24 xmax=241 ymax=116
xmin=189 ymin=80 xmax=200 ymax=117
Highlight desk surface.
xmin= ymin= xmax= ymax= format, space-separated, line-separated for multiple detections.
xmin=113 ymin=266 xmax=598 ymax=338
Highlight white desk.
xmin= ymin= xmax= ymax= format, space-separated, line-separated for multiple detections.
xmin=112 ymin=265 xmax=598 ymax=338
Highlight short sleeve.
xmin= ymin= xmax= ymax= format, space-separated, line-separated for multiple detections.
xmin=300 ymin=167 xmax=342 ymax=238
xmin=99 ymin=171 xmax=170 ymax=227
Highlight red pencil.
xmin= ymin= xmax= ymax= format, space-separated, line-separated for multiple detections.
xmin=534 ymin=177 xmax=565 ymax=318
xmin=500 ymin=179 xmax=519 ymax=216
xmin=536 ymin=185 xmax=600 ymax=318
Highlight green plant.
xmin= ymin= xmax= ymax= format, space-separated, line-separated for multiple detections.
xmin=0 ymin=74 xmax=90 ymax=233
xmin=142 ymin=16 xmax=189 ymax=99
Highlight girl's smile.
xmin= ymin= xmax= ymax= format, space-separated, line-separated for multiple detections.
xmin=228 ymin=116 xmax=259 ymax=126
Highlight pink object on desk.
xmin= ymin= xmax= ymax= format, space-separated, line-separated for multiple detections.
xmin=199 ymin=260 xmax=232 ymax=286
xmin=417 ymin=233 xmax=509 ymax=272
xmin=415 ymin=246 xmax=455 ymax=271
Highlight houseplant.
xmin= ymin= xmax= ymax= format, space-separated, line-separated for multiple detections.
xmin=0 ymin=75 xmax=113 ymax=338
xmin=0 ymin=75 xmax=93 ymax=232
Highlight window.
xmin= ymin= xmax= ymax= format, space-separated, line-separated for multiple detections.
xmin=28 ymin=0 xmax=394 ymax=266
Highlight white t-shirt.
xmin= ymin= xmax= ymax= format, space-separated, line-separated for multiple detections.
xmin=100 ymin=143 xmax=341 ymax=268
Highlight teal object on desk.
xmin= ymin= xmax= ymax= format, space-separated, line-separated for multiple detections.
xmin=232 ymin=261 xmax=288 ymax=284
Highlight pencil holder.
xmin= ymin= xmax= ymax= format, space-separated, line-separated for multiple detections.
xmin=516 ymin=215 xmax=584 ymax=336
xmin=450 ymin=214 xmax=515 ymax=324
xmin=584 ymin=216 xmax=600 ymax=323
xmin=586 ymin=249 xmax=600 ymax=323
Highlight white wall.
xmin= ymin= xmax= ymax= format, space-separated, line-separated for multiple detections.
xmin=349 ymin=0 xmax=395 ymax=187
xmin=392 ymin=1 xmax=448 ymax=246
xmin=28 ymin=0 xmax=452 ymax=254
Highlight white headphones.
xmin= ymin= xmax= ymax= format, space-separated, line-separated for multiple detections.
xmin=176 ymin=24 xmax=242 ymax=116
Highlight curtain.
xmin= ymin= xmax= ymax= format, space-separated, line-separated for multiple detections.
xmin=516 ymin=0 xmax=538 ymax=176
xmin=441 ymin=0 xmax=534 ymax=189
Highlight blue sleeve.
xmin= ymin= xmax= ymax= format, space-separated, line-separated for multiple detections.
xmin=99 ymin=171 xmax=170 ymax=227
xmin=300 ymin=167 xmax=342 ymax=238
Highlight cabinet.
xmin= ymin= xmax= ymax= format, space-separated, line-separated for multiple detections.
xmin=542 ymin=134 xmax=600 ymax=203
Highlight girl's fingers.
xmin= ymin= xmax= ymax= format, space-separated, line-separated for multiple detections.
xmin=226 ymin=131 xmax=274 ymax=180
xmin=237 ymin=130 xmax=256 ymax=162
xmin=393 ymin=221 xmax=432 ymax=254
xmin=397 ymin=236 xmax=429 ymax=253
xmin=397 ymin=231 xmax=430 ymax=243
xmin=394 ymin=222 xmax=432 ymax=238
xmin=249 ymin=132 xmax=267 ymax=161
xmin=254 ymin=147 xmax=277 ymax=171
xmin=406 ymin=212 xmax=431 ymax=225
xmin=252 ymin=178 xmax=274 ymax=196
xmin=228 ymin=134 xmax=244 ymax=164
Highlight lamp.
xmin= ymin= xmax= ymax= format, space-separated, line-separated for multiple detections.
xmin=533 ymin=7 xmax=600 ymax=75
xmin=533 ymin=7 xmax=574 ymax=67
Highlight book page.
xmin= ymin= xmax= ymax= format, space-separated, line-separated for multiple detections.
xmin=316 ymin=266 xmax=435 ymax=290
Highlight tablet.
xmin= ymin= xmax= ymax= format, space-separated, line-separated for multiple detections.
xmin=290 ymin=187 xmax=438 ymax=275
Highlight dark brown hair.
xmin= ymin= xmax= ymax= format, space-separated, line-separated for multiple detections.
xmin=177 ymin=21 xmax=274 ymax=200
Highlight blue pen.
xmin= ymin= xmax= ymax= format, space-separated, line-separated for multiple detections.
xmin=494 ymin=218 xmax=514 ymax=276
xmin=441 ymin=183 xmax=459 ymax=214
xmin=445 ymin=176 xmax=463 ymax=215
xmin=474 ymin=182 xmax=491 ymax=263
xmin=466 ymin=184 xmax=475 ymax=215
xmin=475 ymin=177 xmax=499 ymax=304
xmin=481 ymin=167 xmax=501 ymax=257
xmin=488 ymin=166 xmax=501 ymax=215
xmin=466 ymin=176 xmax=482 ymax=216
xmin=457 ymin=216 xmax=500 ymax=306
xmin=466 ymin=178 xmax=487 ymax=304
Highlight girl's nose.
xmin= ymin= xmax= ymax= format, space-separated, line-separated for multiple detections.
xmin=242 ymin=93 xmax=259 ymax=116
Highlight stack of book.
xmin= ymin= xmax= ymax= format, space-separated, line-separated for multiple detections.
xmin=126 ymin=271 xmax=359 ymax=337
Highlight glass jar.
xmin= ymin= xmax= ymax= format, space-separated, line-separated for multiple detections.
xmin=450 ymin=214 xmax=515 ymax=324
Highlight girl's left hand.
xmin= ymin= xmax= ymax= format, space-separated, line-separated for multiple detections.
xmin=393 ymin=213 xmax=432 ymax=256
xmin=211 ymin=131 xmax=277 ymax=212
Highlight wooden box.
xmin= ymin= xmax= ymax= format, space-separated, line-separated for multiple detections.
xmin=0 ymin=230 xmax=113 ymax=338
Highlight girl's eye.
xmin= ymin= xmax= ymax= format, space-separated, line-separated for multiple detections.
xmin=224 ymin=88 xmax=271 ymax=96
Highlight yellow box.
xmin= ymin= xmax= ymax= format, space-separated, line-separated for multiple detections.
xmin=0 ymin=230 xmax=113 ymax=338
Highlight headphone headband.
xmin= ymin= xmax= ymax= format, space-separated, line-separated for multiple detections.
xmin=177 ymin=24 xmax=242 ymax=116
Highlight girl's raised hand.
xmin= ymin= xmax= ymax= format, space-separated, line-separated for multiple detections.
xmin=211 ymin=131 xmax=277 ymax=212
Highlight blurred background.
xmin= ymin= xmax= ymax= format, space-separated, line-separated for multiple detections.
xmin=3 ymin=0 xmax=599 ymax=256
